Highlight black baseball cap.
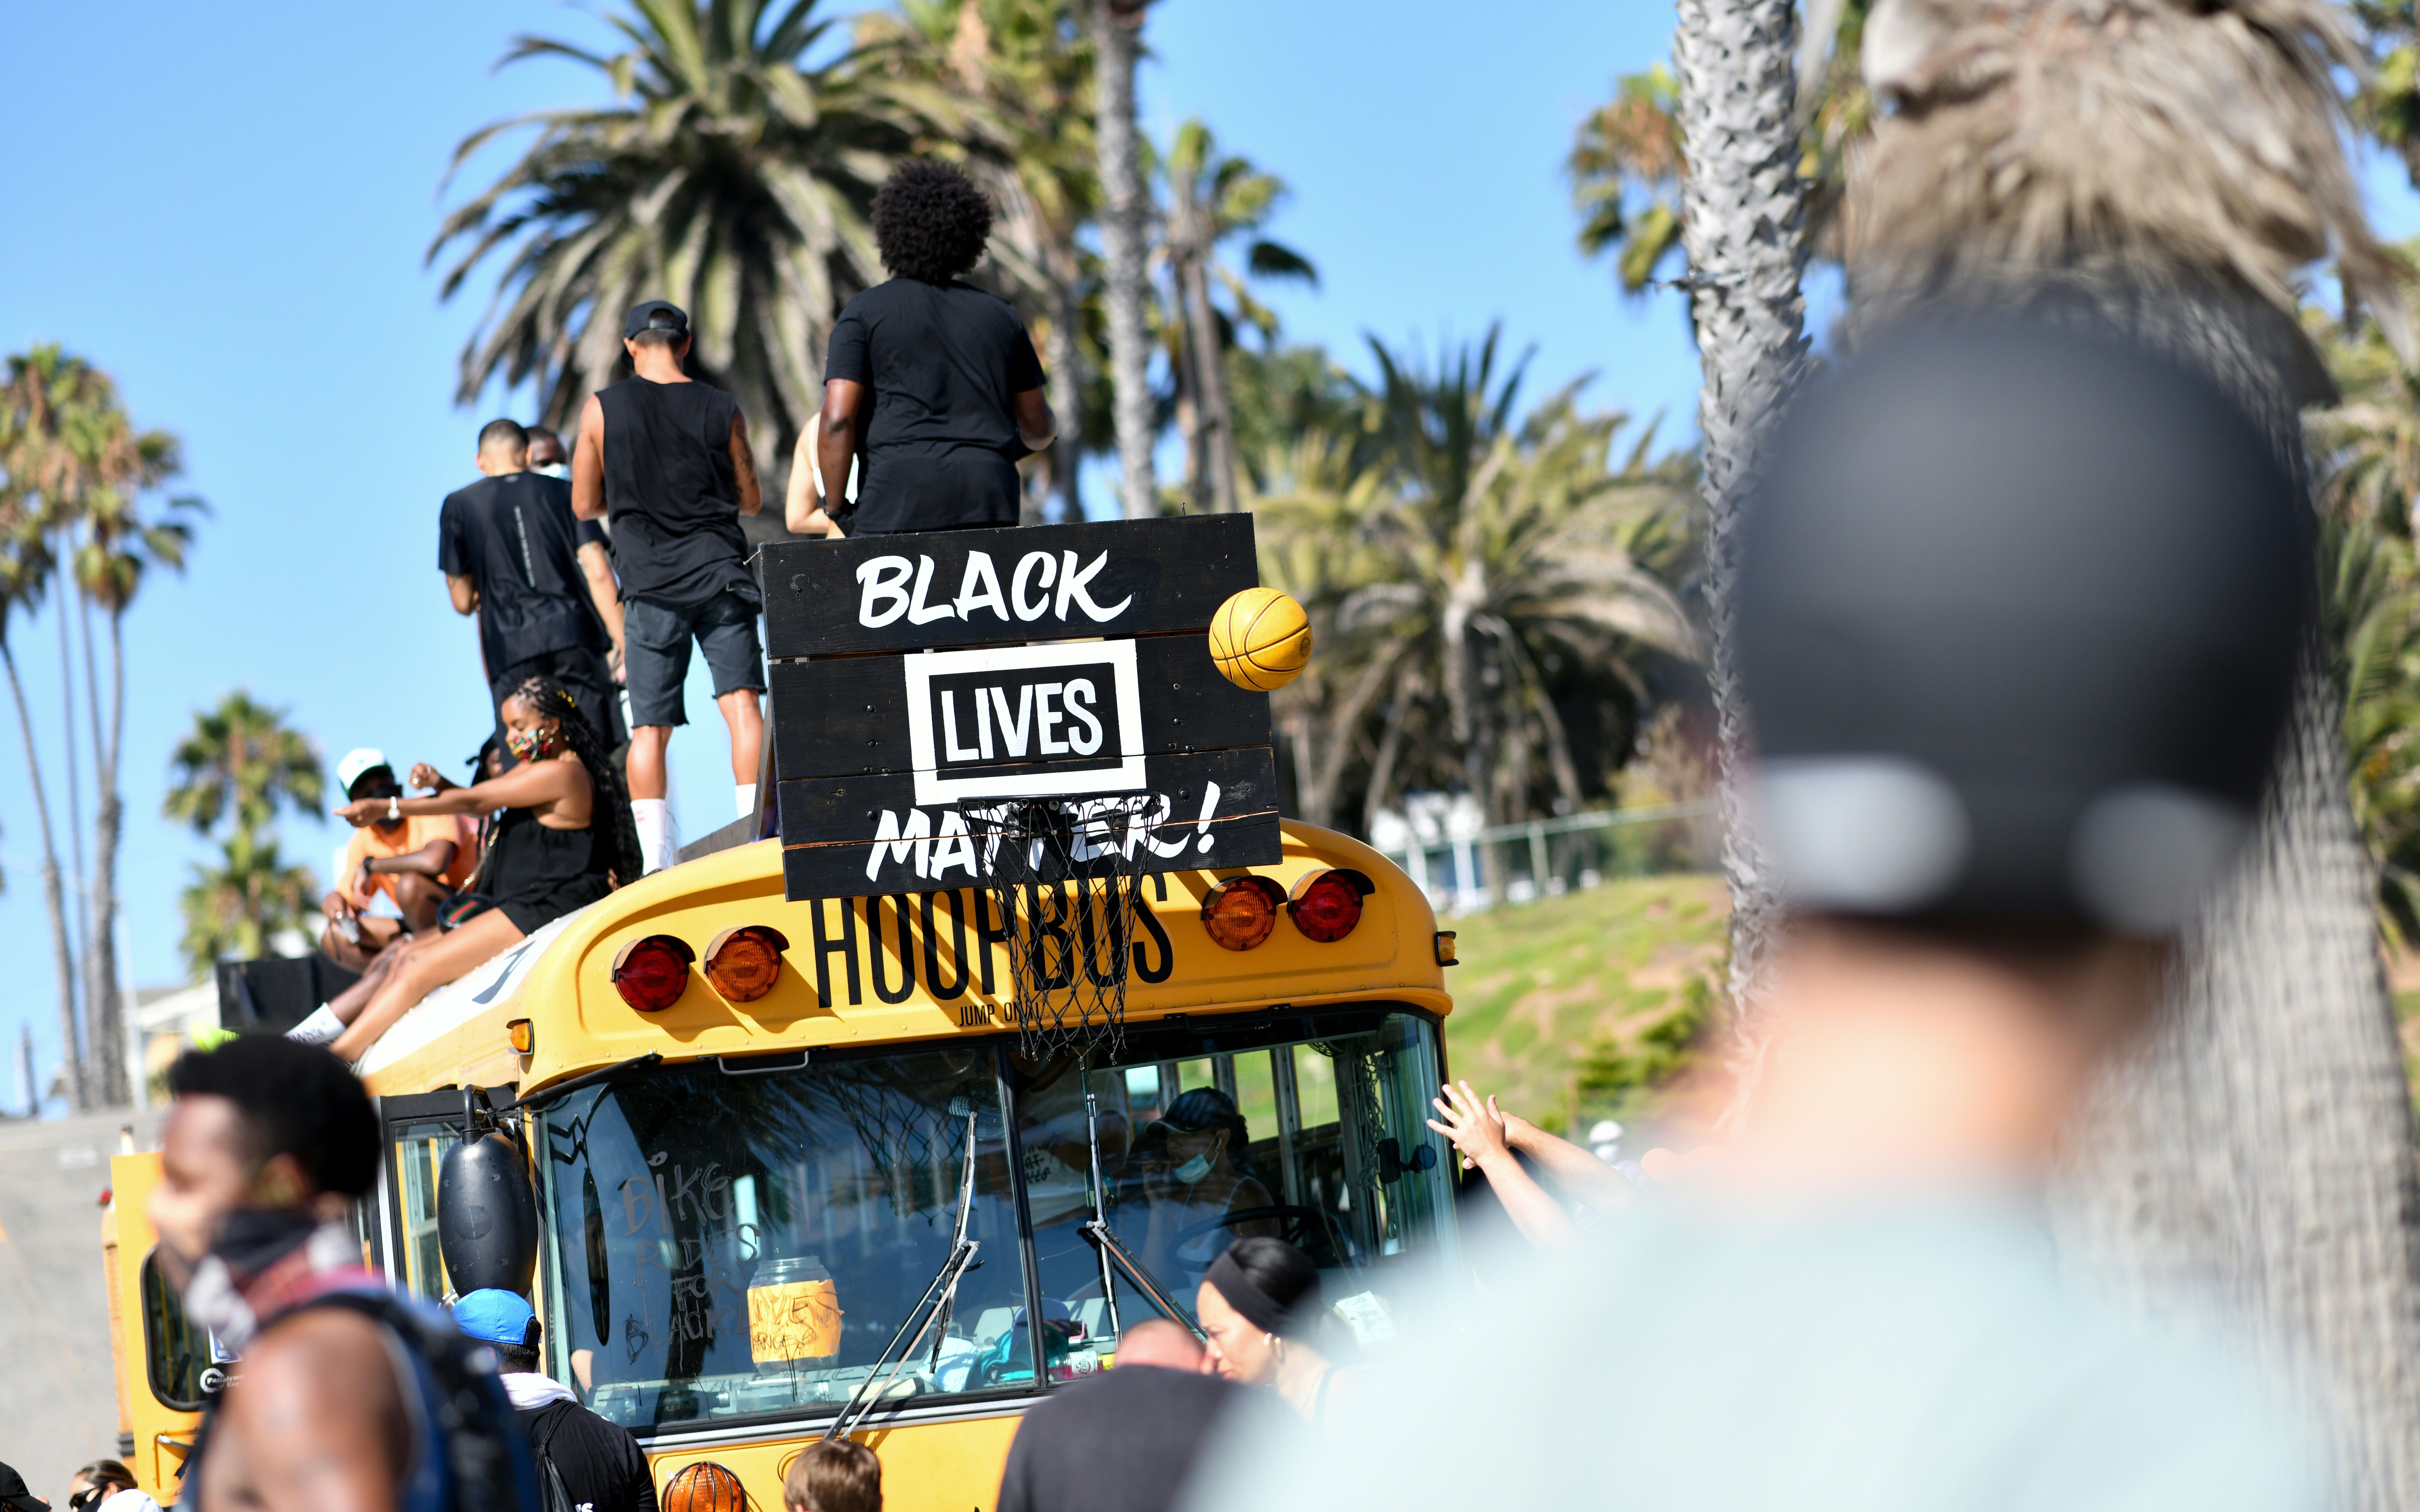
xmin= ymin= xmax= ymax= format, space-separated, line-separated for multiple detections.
xmin=624 ymin=300 xmax=690 ymax=340
xmin=1737 ymin=322 xmax=2310 ymax=937
xmin=0 ymin=1462 xmax=51 ymax=1512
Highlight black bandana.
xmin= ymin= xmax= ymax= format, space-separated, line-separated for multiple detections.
xmin=1203 ymin=1249 xmax=1286 ymax=1334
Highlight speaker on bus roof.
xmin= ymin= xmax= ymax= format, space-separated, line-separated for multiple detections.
xmin=438 ymin=1131 xmax=539 ymax=1298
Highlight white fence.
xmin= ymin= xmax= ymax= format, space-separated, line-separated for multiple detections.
xmin=1372 ymin=800 xmax=1719 ymax=915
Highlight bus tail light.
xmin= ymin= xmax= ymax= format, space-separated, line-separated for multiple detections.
xmin=704 ymin=925 xmax=790 ymax=1002
xmin=1201 ymin=877 xmax=1287 ymax=950
xmin=611 ymin=934 xmax=695 ymax=1012
xmin=1288 ymin=868 xmax=1371 ymax=942
xmin=662 ymin=1462 xmax=746 ymax=1512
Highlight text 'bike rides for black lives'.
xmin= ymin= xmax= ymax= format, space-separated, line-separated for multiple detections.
xmin=757 ymin=516 xmax=1285 ymax=899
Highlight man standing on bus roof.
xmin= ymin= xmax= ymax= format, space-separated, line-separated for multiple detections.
xmin=812 ymin=159 xmax=1055 ymax=538
xmin=572 ymin=299 xmax=767 ymax=869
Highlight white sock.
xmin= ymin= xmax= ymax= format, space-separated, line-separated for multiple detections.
xmin=736 ymin=783 xmax=758 ymax=820
xmin=286 ymin=1005 xmax=345 ymax=1046
xmin=632 ymin=798 xmax=675 ymax=873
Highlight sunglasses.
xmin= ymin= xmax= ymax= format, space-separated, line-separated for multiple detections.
xmin=70 ymin=1488 xmax=110 ymax=1511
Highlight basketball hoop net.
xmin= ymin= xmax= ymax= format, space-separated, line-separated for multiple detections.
xmin=962 ymin=797 xmax=1158 ymax=1060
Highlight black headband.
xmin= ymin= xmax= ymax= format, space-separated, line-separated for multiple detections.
xmin=1203 ymin=1250 xmax=1286 ymax=1335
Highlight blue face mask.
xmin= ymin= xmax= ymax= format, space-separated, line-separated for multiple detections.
xmin=1174 ymin=1152 xmax=1214 ymax=1184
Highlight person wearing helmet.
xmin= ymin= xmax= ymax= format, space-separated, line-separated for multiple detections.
xmin=1188 ymin=324 xmax=2329 ymax=1510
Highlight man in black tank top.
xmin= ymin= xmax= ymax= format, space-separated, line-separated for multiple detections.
xmin=571 ymin=300 xmax=767 ymax=870
xmin=816 ymin=159 xmax=1056 ymax=535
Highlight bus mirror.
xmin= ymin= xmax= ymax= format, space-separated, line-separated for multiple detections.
xmin=438 ymin=1131 xmax=539 ymax=1297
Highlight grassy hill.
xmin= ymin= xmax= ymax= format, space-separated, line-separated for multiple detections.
xmin=1437 ymin=874 xmax=1730 ymax=1136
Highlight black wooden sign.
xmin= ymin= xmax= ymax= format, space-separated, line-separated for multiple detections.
xmin=759 ymin=514 xmax=1283 ymax=899
xmin=758 ymin=514 xmax=1258 ymax=658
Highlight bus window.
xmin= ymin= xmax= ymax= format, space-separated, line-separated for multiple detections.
xmin=390 ymin=1125 xmax=461 ymax=1302
xmin=536 ymin=1047 xmax=1031 ymax=1432
xmin=1013 ymin=1008 xmax=1451 ymax=1358
xmin=141 ymin=1250 xmax=210 ymax=1410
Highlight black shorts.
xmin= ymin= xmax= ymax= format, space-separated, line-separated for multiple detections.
xmin=623 ymin=589 xmax=766 ymax=728
xmin=498 ymin=872 xmax=613 ymax=936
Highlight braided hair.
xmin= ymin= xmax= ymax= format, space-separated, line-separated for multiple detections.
xmin=506 ymin=675 xmax=644 ymax=887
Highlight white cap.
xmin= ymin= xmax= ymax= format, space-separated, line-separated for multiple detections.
xmin=335 ymin=747 xmax=392 ymax=798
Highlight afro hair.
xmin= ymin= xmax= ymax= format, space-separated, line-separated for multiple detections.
xmin=873 ymin=159 xmax=995 ymax=284
xmin=166 ymin=1034 xmax=380 ymax=1198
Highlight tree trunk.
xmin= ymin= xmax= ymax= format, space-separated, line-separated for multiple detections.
xmin=85 ymin=610 xmax=127 ymax=1106
xmin=1672 ymin=0 xmax=1809 ymax=1021
xmin=1181 ymin=256 xmax=1241 ymax=514
xmin=3 ymin=640 xmax=84 ymax=1113
xmin=54 ymin=553 xmax=92 ymax=1106
xmin=1092 ymin=0 xmax=1157 ymax=520
xmin=1047 ymin=246 xmax=1085 ymax=523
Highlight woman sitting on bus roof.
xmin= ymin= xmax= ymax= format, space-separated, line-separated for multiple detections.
xmin=319 ymin=676 xmax=643 ymax=1063
xmin=1121 ymin=1089 xmax=1282 ymax=1287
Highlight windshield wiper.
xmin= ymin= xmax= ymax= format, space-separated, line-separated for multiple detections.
xmin=1080 ymin=1086 xmax=1202 ymax=1338
xmin=824 ymin=1095 xmax=983 ymax=1440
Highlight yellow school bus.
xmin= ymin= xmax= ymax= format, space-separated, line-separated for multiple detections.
xmin=106 ymin=821 xmax=1460 ymax=1511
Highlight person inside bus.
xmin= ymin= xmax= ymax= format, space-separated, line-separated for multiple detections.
xmin=1197 ymin=1238 xmax=1344 ymax=1427
xmin=1187 ymin=326 xmax=2330 ymax=1510
xmin=1118 ymin=1089 xmax=1280 ymax=1288
xmin=324 ymin=676 xmax=643 ymax=1063
xmin=316 ymin=747 xmax=480 ymax=975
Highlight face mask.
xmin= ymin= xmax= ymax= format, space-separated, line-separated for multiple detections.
xmin=505 ymin=723 xmax=560 ymax=762
xmin=1174 ymin=1153 xmax=1214 ymax=1184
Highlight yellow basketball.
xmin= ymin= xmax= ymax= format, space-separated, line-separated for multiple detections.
xmin=1208 ymin=587 xmax=1312 ymax=692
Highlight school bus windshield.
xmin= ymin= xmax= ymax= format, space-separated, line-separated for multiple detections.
xmin=536 ymin=1005 xmax=1451 ymax=1433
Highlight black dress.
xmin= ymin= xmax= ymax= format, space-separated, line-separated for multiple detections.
xmin=486 ymin=804 xmax=615 ymax=935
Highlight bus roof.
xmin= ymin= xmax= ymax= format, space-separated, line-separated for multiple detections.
xmin=356 ymin=821 xmax=1451 ymax=1099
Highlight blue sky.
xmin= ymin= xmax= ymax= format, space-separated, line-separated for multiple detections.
xmin=0 ymin=0 xmax=2414 ymax=1107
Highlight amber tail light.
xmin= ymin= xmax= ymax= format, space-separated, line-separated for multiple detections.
xmin=611 ymin=934 xmax=695 ymax=1012
xmin=1288 ymin=868 xmax=1373 ymax=943
xmin=1201 ymin=877 xmax=1287 ymax=950
xmin=703 ymin=925 xmax=790 ymax=1002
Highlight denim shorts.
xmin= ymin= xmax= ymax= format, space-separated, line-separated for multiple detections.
xmin=623 ymin=589 xmax=766 ymax=728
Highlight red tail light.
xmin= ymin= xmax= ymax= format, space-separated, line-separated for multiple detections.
xmin=1201 ymin=877 xmax=1287 ymax=950
xmin=1288 ymin=868 xmax=1372 ymax=943
xmin=703 ymin=925 xmax=790 ymax=1002
xmin=611 ymin=934 xmax=695 ymax=1012
xmin=662 ymin=1462 xmax=746 ymax=1512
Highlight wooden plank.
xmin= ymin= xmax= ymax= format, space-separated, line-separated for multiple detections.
xmin=776 ymin=746 xmax=1283 ymax=898
xmin=758 ymin=514 xmax=1258 ymax=659
xmin=768 ymin=634 xmax=1270 ymax=781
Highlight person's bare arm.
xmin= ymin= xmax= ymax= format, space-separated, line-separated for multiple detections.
xmin=576 ymin=540 xmax=625 ymax=657
xmin=1012 ymin=386 xmax=1055 ymax=452
xmin=361 ymin=839 xmax=458 ymax=881
xmin=220 ymin=1310 xmax=408 ymax=1512
xmin=446 ymin=574 xmax=478 ymax=616
xmin=730 ymin=410 xmax=762 ymax=516
xmin=336 ymin=759 xmax=577 ymax=822
xmin=1502 ymin=1111 xmax=1636 ymax=1213
xmin=1428 ymin=1080 xmax=1579 ymax=1247
xmin=818 ymin=379 xmax=863 ymax=523
xmin=785 ymin=423 xmax=843 ymax=538
xmin=571 ymin=395 xmax=607 ymax=521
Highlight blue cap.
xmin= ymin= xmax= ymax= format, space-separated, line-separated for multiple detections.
xmin=453 ymin=1289 xmax=537 ymax=1348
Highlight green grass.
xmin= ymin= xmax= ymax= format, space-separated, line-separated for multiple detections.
xmin=1438 ymin=874 xmax=1729 ymax=1136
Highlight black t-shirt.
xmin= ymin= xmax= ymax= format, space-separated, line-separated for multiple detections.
xmin=824 ymin=277 xmax=1046 ymax=534
xmin=995 ymin=1366 xmax=1240 ymax=1512
xmin=521 ymin=1400 xmax=658 ymax=1512
xmin=437 ymin=471 xmax=611 ymax=675
xmin=596 ymin=376 xmax=755 ymax=610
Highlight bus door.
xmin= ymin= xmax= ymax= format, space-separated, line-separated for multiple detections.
xmin=369 ymin=1087 xmax=519 ymax=1301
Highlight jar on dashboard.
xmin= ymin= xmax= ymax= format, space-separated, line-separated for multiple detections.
xmin=747 ymin=1253 xmax=843 ymax=1369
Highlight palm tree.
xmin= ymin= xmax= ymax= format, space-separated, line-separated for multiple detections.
xmin=431 ymin=0 xmax=997 ymax=468
xmin=1161 ymin=118 xmax=1316 ymax=515
xmin=1252 ymin=330 xmax=1702 ymax=873
xmin=1090 ymin=0 xmax=1155 ymax=518
xmin=164 ymin=690 xmax=324 ymax=843
xmin=178 ymin=830 xmax=320 ymax=980
xmin=0 ymin=481 xmax=81 ymax=1110
xmin=1847 ymin=2 xmax=2420 ymax=1501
